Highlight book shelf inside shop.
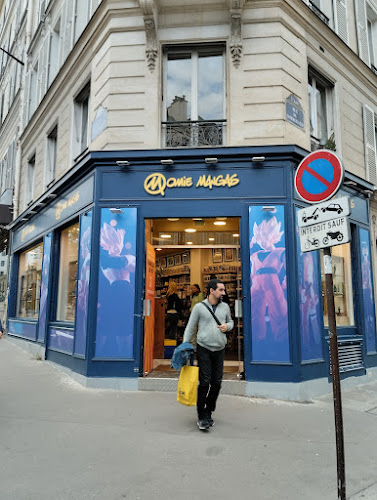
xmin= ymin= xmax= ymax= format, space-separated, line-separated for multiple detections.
xmin=154 ymin=254 xmax=242 ymax=357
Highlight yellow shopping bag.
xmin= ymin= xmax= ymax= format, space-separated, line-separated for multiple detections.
xmin=177 ymin=365 xmax=199 ymax=406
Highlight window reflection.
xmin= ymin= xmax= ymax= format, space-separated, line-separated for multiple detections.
xmin=57 ymin=222 xmax=79 ymax=322
xmin=167 ymin=56 xmax=191 ymax=121
xmin=17 ymin=243 xmax=43 ymax=318
xmin=198 ymin=54 xmax=223 ymax=120
xmin=164 ymin=45 xmax=225 ymax=147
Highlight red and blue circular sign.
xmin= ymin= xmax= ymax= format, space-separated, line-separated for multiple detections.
xmin=294 ymin=150 xmax=344 ymax=204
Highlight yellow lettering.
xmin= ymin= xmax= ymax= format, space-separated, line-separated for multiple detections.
xmin=146 ymin=173 xmax=240 ymax=193
xmin=166 ymin=178 xmax=176 ymax=188
xmin=144 ymin=173 xmax=167 ymax=196
xmin=21 ymin=224 xmax=36 ymax=242
xmin=229 ymin=174 xmax=240 ymax=187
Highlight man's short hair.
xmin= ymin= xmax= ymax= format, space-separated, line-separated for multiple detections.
xmin=207 ymin=278 xmax=223 ymax=295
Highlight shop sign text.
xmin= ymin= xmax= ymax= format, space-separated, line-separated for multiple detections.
xmin=143 ymin=172 xmax=240 ymax=196
xmin=55 ymin=191 xmax=80 ymax=220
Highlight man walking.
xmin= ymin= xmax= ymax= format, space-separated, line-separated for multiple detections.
xmin=183 ymin=279 xmax=233 ymax=430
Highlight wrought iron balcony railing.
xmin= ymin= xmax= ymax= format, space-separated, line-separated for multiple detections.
xmin=162 ymin=120 xmax=226 ymax=148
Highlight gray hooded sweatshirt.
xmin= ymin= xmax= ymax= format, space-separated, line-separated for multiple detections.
xmin=183 ymin=299 xmax=234 ymax=352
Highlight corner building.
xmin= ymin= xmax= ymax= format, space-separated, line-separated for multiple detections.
xmin=5 ymin=0 xmax=377 ymax=400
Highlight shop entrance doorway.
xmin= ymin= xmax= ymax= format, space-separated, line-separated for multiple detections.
xmin=143 ymin=217 xmax=243 ymax=380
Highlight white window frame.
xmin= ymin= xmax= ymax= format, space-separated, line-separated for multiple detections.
xmin=367 ymin=2 xmax=377 ymax=68
xmin=48 ymin=18 xmax=61 ymax=87
xmin=73 ymin=0 xmax=91 ymax=42
xmin=162 ymin=44 xmax=226 ymax=147
xmin=72 ymin=81 xmax=90 ymax=161
xmin=28 ymin=61 xmax=38 ymax=119
xmin=308 ymin=69 xmax=335 ymax=151
xmin=25 ymin=154 xmax=35 ymax=207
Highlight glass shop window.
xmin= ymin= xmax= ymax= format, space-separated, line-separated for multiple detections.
xmin=320 ymin=243 xmax=355 ymax=327
xmin=56 ymin=222 xmax=79 ymax=322
xmin=17 ymin=242 xmax=43 ymax=318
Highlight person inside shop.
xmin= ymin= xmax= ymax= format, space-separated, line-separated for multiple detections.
xmin=190 ymin=283 xmax=204 ymax=311
xmin=183 ymin=278 xmax=233 ymax=431
xmin=166 ymin=281 xmax=182 ymax=342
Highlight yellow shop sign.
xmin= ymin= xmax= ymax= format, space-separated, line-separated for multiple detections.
xmin=144 ymin=172 xmax=240 ymax=196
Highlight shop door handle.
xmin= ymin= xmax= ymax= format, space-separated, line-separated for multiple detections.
xmin=143 ymin=299 xmax=151 ymax=317
xmin=235 ymin=299 xmax=242 ymax=318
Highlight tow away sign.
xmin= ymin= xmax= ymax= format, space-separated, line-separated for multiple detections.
xmin=299 ymin=216 xmax=350 ymax=252
xmin=298 ymin=197 xmax=351 ymax=227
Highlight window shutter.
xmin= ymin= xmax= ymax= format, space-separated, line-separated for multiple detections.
xmin=62 ymin=0 xmax=75 ymax=61
xmin=22 ymin=71 xmax=30 ymax=129
xmin=355 ymin=0 xmax=370 ymax=64
xmin=59 ymin=3 xmax=67 ymax=66
xmin=40 ymin=36 xmax=49 ymax=98
xmin=363 ymin=105 xmax=377 ymax=186
xmin=91 ymin=0 xmax=101 ymax=16
xmin=334 ymin=0 xmax=349 ymax=44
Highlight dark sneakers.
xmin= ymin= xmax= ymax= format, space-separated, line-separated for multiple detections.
xmin=207 ymin=416 xmax=215 ymax=427
xmin=197 ymin=419 xmax=210 ymax=430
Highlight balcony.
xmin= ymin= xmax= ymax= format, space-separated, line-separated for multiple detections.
xmin=162 ymin=120 xmax=226 ymax=148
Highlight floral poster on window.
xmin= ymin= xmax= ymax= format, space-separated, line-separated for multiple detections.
xmin=360 ymin=228 xmax=377 ymax=353
xmin=295 ymin=209 xmax=323 ymax=361
xmin=74 ymin=212 xmax=92 ymax=357
xmin=95 ymin=208 xmax=137 ymax=358
xmin=249 ymin=206 xmax=289 ymax=362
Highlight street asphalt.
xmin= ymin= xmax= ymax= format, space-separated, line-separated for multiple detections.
xmin=1 ymin=337 xmax=377 ymax=500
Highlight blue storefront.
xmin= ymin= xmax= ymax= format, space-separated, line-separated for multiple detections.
xmin=7 ymin=146 xmax=377 ymax=399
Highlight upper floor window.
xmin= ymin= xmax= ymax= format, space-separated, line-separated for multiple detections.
xmin=74 ymin=0 xmax=91 ymax=42
xmin=73 ymin=81 xmax=90 ymax=161
xmin=37 ymin=0 xmax=47 ymax=27
xmin=367 ymin=3 xmax=377 ymax=69
xmin=48 ymin=18 xmax=61 ymax=87
xmin=25 ymin=154 xmax=35 ymax=206
xmin=162 ymin=44 xmax=226 ymax=148
xmin=308 ymin=69 xmax=334 ymax=151
xmin=28 ymin=61 xmax=38 ymax=119
xmin=363 ymin=104 xmax=377 ymax=185
xmin=46 ymin=125 xmax=58 ymax=187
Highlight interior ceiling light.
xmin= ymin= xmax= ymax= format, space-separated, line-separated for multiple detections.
xmin=185 ymin=228 xmax=197 ymax=233
xmin=168 ymin=218 xmax=179 ymax=221
xmin=214 ymin=221 xmax=226 ymax=226
xmin=187 ymin=241 xmax=193 ymax=245
xmin=156 ymin=248 xmax=162 ymax=251
xmin=233 ymin=233 xmax=239 ymax=237
xmin=192 ymin=218 xmax=203 ymax=220
xmin=160 ymin=234 xmax=172 ymax=239
xmin=209 ymin=237 xmax=215 ymax=241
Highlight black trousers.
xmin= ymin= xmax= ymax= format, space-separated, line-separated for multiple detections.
xmin=196 ymin=344 xmax=225 ymax=420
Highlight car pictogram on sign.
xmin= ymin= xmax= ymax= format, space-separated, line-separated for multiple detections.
xmin=321 ymin=203 xmax=343 ymax=214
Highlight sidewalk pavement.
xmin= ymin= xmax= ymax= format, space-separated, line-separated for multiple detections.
xmin=1 ymin=338 xmax=377 ymax=500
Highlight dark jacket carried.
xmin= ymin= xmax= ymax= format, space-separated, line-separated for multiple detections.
xmin=170 ymin=342 xmax=194 ymax=370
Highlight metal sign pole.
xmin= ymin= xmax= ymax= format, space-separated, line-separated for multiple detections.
xmin=323 ymin=246 xmax=346 ymax=500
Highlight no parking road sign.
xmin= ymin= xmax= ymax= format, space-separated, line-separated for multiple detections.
xmin=295 ymin=150 xmax=344 ymax=204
